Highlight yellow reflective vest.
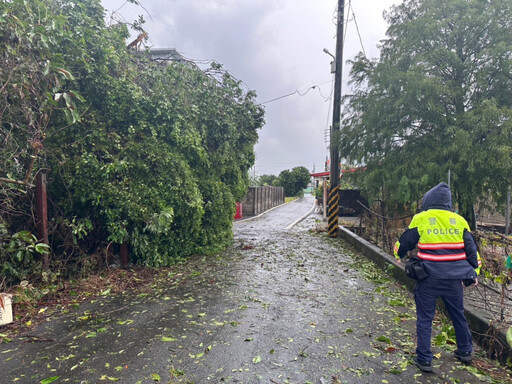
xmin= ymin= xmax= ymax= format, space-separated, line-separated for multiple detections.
xmin=394 ymin=209 xmax=481 ymax=274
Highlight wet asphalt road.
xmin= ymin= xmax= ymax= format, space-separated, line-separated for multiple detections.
xmin=0 ymin=196 xmax=493 ymax=383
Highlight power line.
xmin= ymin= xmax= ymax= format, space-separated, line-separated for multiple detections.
xmin=316 ymin=83 xmax=333 ymax=100
xmin=260 ymin=80 xmax=334 ymax=105
xmin=323 ymin=0 xmax=364 ymax=153
xmin=261 ymin=91 xmax=302 ymax=105
xmin=347 ymin=0 xmax=367 ymax=58
xmin=324 ymin=74 xmax=334 ymax=148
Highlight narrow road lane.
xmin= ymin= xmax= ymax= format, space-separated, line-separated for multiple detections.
xmin=0 ymin=196 xmax=495 ymax=383
xmin=237 ymin=195 xmax=315 ymax=229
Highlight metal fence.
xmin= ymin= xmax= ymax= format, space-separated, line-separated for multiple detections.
xmin=342 ymin=202 xmax=512 ymax=328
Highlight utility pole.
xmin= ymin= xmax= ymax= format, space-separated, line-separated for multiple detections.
xmin=327 ymin=0 xmax=345 ymax=237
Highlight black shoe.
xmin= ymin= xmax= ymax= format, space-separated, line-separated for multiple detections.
xmin=454 ymin=350 xmax=472 ymax=364
xmin=414 ymin=357 xmax=433 ymax=372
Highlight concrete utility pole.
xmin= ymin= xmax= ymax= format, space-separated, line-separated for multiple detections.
xmin=327 ymin=0 xmax=345 ymax=237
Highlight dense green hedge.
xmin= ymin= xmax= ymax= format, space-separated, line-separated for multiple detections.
xmin=0 ymin=0 xmax=264 ymax=283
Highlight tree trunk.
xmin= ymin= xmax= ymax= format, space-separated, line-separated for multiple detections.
xmin=458 ymin=194 xmax=477 ymax=231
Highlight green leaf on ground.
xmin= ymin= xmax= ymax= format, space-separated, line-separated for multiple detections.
xmin=377 ymin=335 xmax=391 ymax=344
xmin=388 ymin=299 xmax=405 ymax=306
xmin=41 ymin=377 xmax=60 ymax=384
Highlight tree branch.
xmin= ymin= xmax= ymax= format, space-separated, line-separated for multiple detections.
xmin=0 ymin=177 xmax=35 ymax=188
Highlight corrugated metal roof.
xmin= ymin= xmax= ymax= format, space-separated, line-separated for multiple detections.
xmin=145 ymin=48 xmax=185 ymax=63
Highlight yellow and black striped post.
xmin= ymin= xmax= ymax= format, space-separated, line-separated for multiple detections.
xmin=326 ymin=0 xmax=345 ymax=237
xmin=327 ymin=184 xmax=340 ymax=237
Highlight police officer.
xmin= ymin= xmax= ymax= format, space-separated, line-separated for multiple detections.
xmin=394 ymin=182 xmax=481 ymax=372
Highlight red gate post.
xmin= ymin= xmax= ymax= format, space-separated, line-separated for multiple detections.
xmin=120 ymin=242 xmax=129 ymax=268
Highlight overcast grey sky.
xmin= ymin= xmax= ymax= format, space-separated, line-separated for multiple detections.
xmin=101 ymin=0 xmax=402 ymax=176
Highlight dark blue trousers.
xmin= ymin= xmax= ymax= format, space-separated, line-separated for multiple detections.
xmin=414 ymin=277 xmax=472 ymax=362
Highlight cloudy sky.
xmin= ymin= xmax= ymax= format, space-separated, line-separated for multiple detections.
xmin=101 ymin=0 xmax=402 ymax=176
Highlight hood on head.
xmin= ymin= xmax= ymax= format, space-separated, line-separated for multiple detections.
xmin=421 ymin=182 xmax=452 ymax=211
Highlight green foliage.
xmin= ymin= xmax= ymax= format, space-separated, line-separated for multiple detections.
xmin=258 ymin=174 xmax=279 ymax=187
xmin=314 ymin=184 xmax=324 ymax=200
xmin=64 ymin=218 xmax=94 ymax=244
xmin=0 ymin=0 xmax=264 ymax=276
xmin=433 ymin=323 xmax=456 ymax=348
xmin=340 ymin=0 xmax=512 ymax=221
xmin=0 ymin=222 xmax=49 ymax=285
xmin=276 ymin=166 xmax=311 ymax=197
xmin=197 ymin=180 xmax=236 ymax=254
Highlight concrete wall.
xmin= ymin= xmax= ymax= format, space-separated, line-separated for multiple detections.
xmin=242 ymin=186 xmax=285 ymax=217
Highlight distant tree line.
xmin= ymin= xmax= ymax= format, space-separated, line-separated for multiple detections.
xmin=0 ymin=0 xmax=264 ymax=285
xmin=254 ymin=166 xmax=311 ymax=197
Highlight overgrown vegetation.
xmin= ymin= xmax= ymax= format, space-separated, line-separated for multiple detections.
xmin=0 ymin=0 xmax=264 ymax=287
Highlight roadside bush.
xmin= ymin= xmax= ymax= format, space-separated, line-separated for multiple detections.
xmin=0 ymin=0 xmax=264 ymax=282
xmin=0 ymin=222 xmax=49 ymax=286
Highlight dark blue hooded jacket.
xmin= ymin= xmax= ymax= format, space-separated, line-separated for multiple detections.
xmin=421 ymin=182 xmax=452 ymax=211
xmin=396 ymin=183 xmax=479 ymax=280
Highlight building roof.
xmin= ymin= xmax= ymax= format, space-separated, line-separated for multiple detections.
xmin=145 ymin=48 xmax=186 ymax=63
xmin=310 ymin=167 xmax=366 ymax=179
xmin=310 ymin=171 xmax=330 ymax=179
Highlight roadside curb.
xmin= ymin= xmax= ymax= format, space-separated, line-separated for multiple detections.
xmin=235 ymin=196 xmax=315 ymax=227
xmin=338 ymin=225 xmax=512 ymax=366
xmin=285 ymin=200 xmax=317 ymax=229
xmin=234 ymin=202 xmax=287 ymax=223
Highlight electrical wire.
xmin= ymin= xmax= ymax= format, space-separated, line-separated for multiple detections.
xmin=163 ymin=52 xmax=255 ymax=93
xmin=331 ymin=1 xmax=367 ymax=59
xmin=316 ymin=83 xmax=333 ymax=100
xmin=259 ymin=91 xmax=301 ymax=105
xmin=347 ymin=0 xmax=367 ymax=58
xmin=324 ymin=74 xmax=335 ymax=147
xmin=260 ymin=80 xmax=334 ymax=105
xmin=105 ymin=1 xmax=153 ymax=25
